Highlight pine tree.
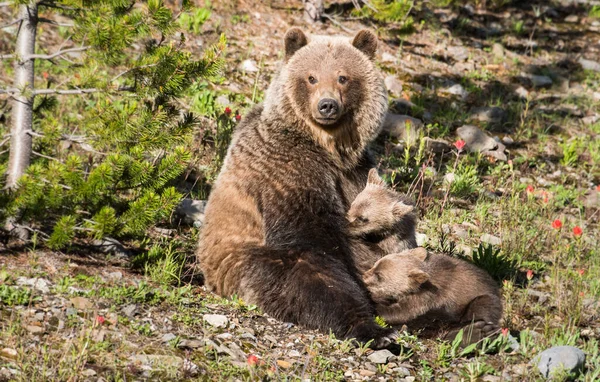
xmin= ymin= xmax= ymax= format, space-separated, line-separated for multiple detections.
xmin=0 ymin=0 xmax=225 ymax=248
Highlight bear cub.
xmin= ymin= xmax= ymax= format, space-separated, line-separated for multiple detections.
xmin=347 ymin=168 xmax=417 ymax=258
xmin=363 ymin=248 xmax=502 ymax=336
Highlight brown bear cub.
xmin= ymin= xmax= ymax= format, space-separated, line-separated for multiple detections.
xmin=363 ymin=248 xmax=502 ymax=338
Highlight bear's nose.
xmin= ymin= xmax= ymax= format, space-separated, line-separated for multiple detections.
xmin=317 ymin=98 xmax=339 ymax=118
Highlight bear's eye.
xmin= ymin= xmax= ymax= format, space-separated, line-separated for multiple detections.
xmin=308 ymin=76 xmax=318 ymax=84
xmin=357 ymin=216 xmax=369 ymax=223
xmin=338 ymin=76 xmax=348 ymax=85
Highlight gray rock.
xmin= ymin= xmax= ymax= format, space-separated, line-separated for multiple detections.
xmin=161 ymin=333 xmax=177 ymax=343
xmin=178 ymin=339 xmax=203 ymax=349
xmin=470 ymin=106 xmax=506 ymax=124
xmin=481 ymin=233 xmax=502 ymax=246
xmin=16 ymin=277 xmax=51 ymax=294
xmin=502 ymin=136 xmax=514 ymax=145
xmin=176 ymin=199 xmax=207 ymax=225
xmin=203 ymin=314 xmax=228 ymax=328
xmin=106 ymin=271 xmax=123 ymax=280
xmin=528 ymin=74 xmax=553 ymax=88
xmin=381 ymin=52 xmax=397 ymax=63
xmin=564 ymin=15 xmax=578 ymax=23
xmin=456 ymin=125 xmax=507 ymax=161
xmin=405 ymin=377 xmax=416 ymax=382
xmin=579 ymin=57 xmax=600 ymax=72
xmin=416 ymin=233 xmax=428 ymax=247
xmin=393 ymin=367 xmax=411 ymax=377
xmin=444 ymin=84 xmax=469 ymax=99
xmin=368 ymin=349 xmax=395 ymax=364
xmin=130 ymin=354 xmax=184 ymax=369
xmin=382 ymin=113 xmax=423 ymax=142
xmin=391 ymin=98 xmax=416 ymax=114
xmin=532 ymin=346 xmax=585 ymax=379
xmin=239 ymin=59 xmax=259 ymax=73
xmin=385 ymin=76 xmax=403 ymax=96
xmin=217 ymin=332 xmax=233 ymax=340
xmin=582 ymin=115 xmax=600 ymax=126
xmin=447 ymin=46 xmax=469 ymax=62
xmin=121 ymin=304 xmax=139 ymax=318
xmin=216 ymin=95 xmax=231 ymax=107
xmin=515 ymin=86 xmax=529 ymax=99
xmin=93 ymin=237 xmax=131 ymax=257
xmin=492 ymin=43 xmax=504 ymax=59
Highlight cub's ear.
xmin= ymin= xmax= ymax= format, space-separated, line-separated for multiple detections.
xmin=408 ymin=269 xmax=429 ymax=285
xmin=352 ymin=29 xmax=378 ymax=60
xmin=392 ymin=201 xmax=414 ymax=217
xmin=367 ymin=168 xmax=385 ymax=186
xmin=411 ymin=247 xmax=428 ymax=262
xmin=284 ymin=28 xmax=308 ymax=61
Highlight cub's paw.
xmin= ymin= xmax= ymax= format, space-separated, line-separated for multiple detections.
xmin=371 ymin=328 xmax=399 ymax=349
xmin=445 ymin=321 xmax=500 ymax=346
xmin=348 ymin=322 xmax=398 ymax=349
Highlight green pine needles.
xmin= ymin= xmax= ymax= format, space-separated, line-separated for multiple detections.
xmin=1 ymin=1 xmax=225 ymax=249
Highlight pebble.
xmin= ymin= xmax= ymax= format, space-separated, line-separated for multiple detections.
xmin=393 ymin=367 xmax=411 ymax=377
xmin=178 ymin=339 xmax=203 ymax=349
xmin=24 ymin=325 xmax=44 ymax=334
xmin=276 ymin=360 xmax=292 ymax=369
xmin=176 ymin=199 xmax=207 ymax=225
xmin=470 ymin=106 xmax=506 ymax=124
xmin=415 ymin=233 xmax=428 ymax=247
xmin=565 ymin=15 xmax=578 ymax=23
xmin=70 ymin=297 xmax=93 ymax=310
xmin=481 ymin=233 xmax=502 ymax=246
xmin=515 ymin=86 xmax=529 ymax=99
xmin=161 ymin=333 xmax=177 ymax=343
xmin=217 ymin=333 xmax=233 ymax=340
xmin=528 ymin=74 xmax=553 ymax=88
xmin=382 ymin=114 xmax=423 ymax=142
xmin=405 ymin=377 xmax=416 ymax=382
xmin=384 ymin=76 xmax=403 ymax=96
xmin=203 ymin=314 xmax=229 ymax=328
xmin=381 ymin=52 xmax=397 ymax=63
xmin=130 ymin=354 xmax=184 ymax=369
xmin=492 ymin=43 xmax=504 ymax=59
xmin=444 ymin=84 xmax=469 ymax=99
xmin=121 ymin=304 xmax=139 ymax=318
xmin=359 ymin=369 xmax=376 ymax=377
xmin=367 ymin=349 xmax=394 ymax=364
xmin=216 ymin=95 xmax=231 ymax=107
xmin=81 ymin=369 xmax=97 ymax=377
xmin=93 ymin=237 xmax=131 ymax=257
xmin=239 ymin=59 xmax=259 ymax=72
xmin=16 ymin=277 xmax=52 ymax=294
xmin=532 ymin=346 xmax=585 ymax=379
xmin=0 ymin=348 xmax=17 ymax=360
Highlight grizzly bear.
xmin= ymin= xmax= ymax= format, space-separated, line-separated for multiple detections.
xmin=347 ymin=168 xmax=417 ymax=273
xmin=197 ymin=28 xmax=396 ymax=347
xmin=363 ymin=248 xmax=502 ymax=340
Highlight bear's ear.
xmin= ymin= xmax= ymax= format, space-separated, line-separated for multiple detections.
xmin=411 ymin=247 xmax=428 ymax=262
xmin=367 ymin=168 xmax=385 ymax=186
xmin=352 ymin=29 xmax=378 ymax=60
xmin=392 ymin=201 xmax=414 ymax=217
xmin=408 ymin=269 xmax=429 ymax=285
xmin=284 ymin=28 xmax=308 ymax=61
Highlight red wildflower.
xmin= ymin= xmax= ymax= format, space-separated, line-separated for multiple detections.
xmin=247 ymin=354 xmax=258 ymax=367
xmin=96 ymin=316 xmax=106 ymax=325
xmin=596 ymin=185 xmax=600 ymax=191
xmin=526 ymin=269 xmax=534 ymax=280
xmin=224 ymin=107 xmax=232 ymax=115
xmin=579 ymin=291 xmax=585 ymax=298
xmin=42 ymin=72 xmax=49 ymax=80
xmin=541 ymin=190 xmax=549 ymax=203
xmin=453 ymin=139 xmax=466 ymax=152
xmin=235 ymin=114 xmax=241 ymax=121
xmin=501 ymin=328 xmax=509 ymax=337
xmin=577 ymin=269 xmax=585 ymax=277
xmin=551 ymin=219 xmax=562 ymax=230
xmin=573 ymin=226 xmax=583 ymax=237
xmin=525 ymin=185 xmax=534 ymax=194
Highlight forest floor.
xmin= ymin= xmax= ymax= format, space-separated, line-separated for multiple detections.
xmin=1 ymin=0 xmax=600 ymax=381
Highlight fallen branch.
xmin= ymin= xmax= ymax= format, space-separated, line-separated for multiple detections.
xmin=33 ymin=88 xmax=99 ymax=95
xmin=1 ymin=18 xmax=22 ymax=29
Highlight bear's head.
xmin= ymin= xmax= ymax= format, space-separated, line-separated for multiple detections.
xmin=347 ymin=168 xmax=414 ymax=239
xmin=363 ymin=248 xmax=430 ymax=306
xmin=265 ymin=28 xmax=388 ymax=165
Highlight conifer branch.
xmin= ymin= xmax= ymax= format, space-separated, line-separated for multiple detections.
xmin=0 ymin=135 xmax=9 ymax=148
xmin=0 ymin=54 xmax=15 ymax=59
xmin=37 ymin=2 xmax=80 ymax=11
xmin=37 ymin=17 xmax=74 ymax=27
xmin=27 ymin=46 xmax=88 ymax=60
xmin=32 ymin=150 xmax=61 ymax=161
xmin=33 ymin=88 xmax=99 ymax=95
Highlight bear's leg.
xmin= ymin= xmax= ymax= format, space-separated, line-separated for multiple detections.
xmin=237 ymin=246 xmax=398 ymax=348
xmin=444 ymin=294 xmax=502 ymax=345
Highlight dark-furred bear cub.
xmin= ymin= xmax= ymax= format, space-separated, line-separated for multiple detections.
xmin=363 ymin=248 xmax=502 ymax=335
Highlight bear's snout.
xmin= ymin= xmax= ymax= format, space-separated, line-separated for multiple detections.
xmin=317 ymin=98 xmax=339 ymax=119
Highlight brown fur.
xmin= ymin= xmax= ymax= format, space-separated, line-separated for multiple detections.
xmin=363 ymin=248 xmax=502 ymax=331
xmin=197 ymin=28 xmax=395 ymax=347
xmin=347 ymin=168 xmax=417 ymax=273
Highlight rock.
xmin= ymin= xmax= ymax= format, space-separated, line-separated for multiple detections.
xmin=582 ymin=115 xmax=600 ymax=125
xmin=424 ymin=137 xmax=451 ymax=154
xmin=176 ymin=199 xmax=206 ymax=225
xmin=81 ymin=369 xmax=97 ymax=377
xmin=481 ymin=233 xmax=502 ymax=246
xmin=393 ymin=367 xmax=411 ymax=377
xmin=367 ymin=349 xmax=395 ymax=364
xmin=577 ymin=57 xmax=600 ymax=72
xmin=532 ymin=346 xmax=586 ymax=379
xmin=564 ymin=15 xmax=578 ymax=23
xmin=528 ymin=74 xmax=553 ymax=88
xmin=24 ymin=325 xmax=44 ymax=334
xmin=0 ymin=348 xmax=17 ymax=360
xmin=381 ymin=52 xmax=396 ymax=63
xmin=492 ymin=43 xmax=504 ymax=59
xmin=385 ymin=76 xmax=403 ymax=96
xmin=443 ymin=84 xmax=469 ymax=99
xmin=130 ymin=354 xmax=184 ymax=369
xmin=405 ymin=377 xmax=416 ymax=382
xmin=390 ymin=98 xmax=416 ymax=115
xmin=382 ymin=113 xmax=423 ymax=142
xmin=444 ymin=173 xmax=456 ymax=185
xmin=470 ymin=106 xmax=506 ymax=125
xmin=452 ymin=224 xmax=469 ymax=239
xmin=161 ymin=333 xmax=177 ymax=343
xmin=457 ymin=125 xmax=498 ymax=152
xmin=106 ymin=271 xmax=123 ymax=280
xmin=15 ymin=277 xmax=51 ymax=294
xmin=456 ymin=125 xmax=507 ymax=161
xmin=359 ymin=369 xmax=376 ymax=377
xmin=93 ymin=237 xmax=130 ymax=257
xmin=502 ymin=136 xmax=514 ymax=145
xmin=121 ymin=304 xmax=139 ymax=318
xmin=178 ymin=339 xmax=203 ymax=349
xmin=239 ymin=59 xmax=259 ymax=72
xmin=216 ymin=95 xmax=231 ymax=107
xmin=203 ymin=314 xmax=228 ymax=328
xmin=217 ymin=333 xmax=233 ymax=340
xmin=447 ymin=46 xmax=469 ymax=62
xmin=415 ymin=233 xmax=428 ymax=247
xmin=70 ymin=297 xmax=93 ymax=310
xmin=515 ymin=86 xmax=529 ymax=99
xmin=482 ymin=376 xmax=501 ymax=382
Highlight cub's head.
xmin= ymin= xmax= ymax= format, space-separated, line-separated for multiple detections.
xmin=277 ymin=28 xmax=386 ymax=139
xmin=363 ymin=248 xmax=430 ymax=305
xmin=347 ymin=169 xmax=414 ymax=239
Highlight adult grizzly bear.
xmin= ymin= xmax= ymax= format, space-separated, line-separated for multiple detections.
xmin=197 ymin=28 xmax=394 ymax=347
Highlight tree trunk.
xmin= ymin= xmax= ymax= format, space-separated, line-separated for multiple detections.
xmin=303 ymin=0 xmax=324 ymax=23
xmin=6 ymin=2 xmax=37 ymax=189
